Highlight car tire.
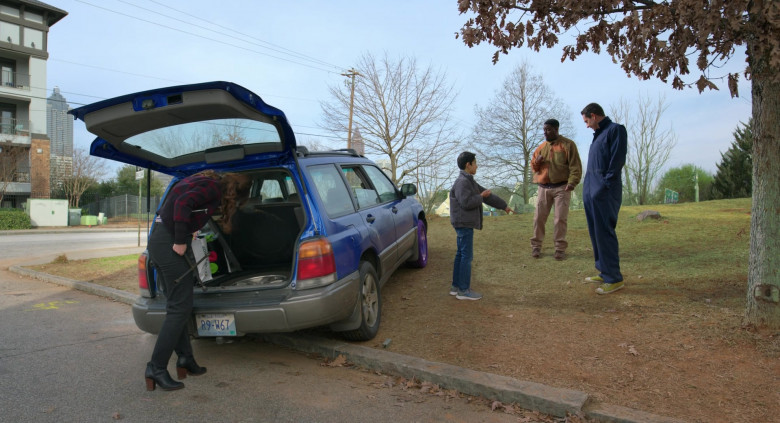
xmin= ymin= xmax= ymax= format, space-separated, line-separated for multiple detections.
xmin=406 ymin=219 xmax=428 ymax=268
xmin=342 ymin=261 xmax=381 ymax=341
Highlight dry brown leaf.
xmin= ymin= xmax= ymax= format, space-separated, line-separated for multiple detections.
xmin=322 ymin=354 xmax=347 ymax=367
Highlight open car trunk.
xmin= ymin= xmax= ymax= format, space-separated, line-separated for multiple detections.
xmin=179 ymin=172 xmax=305 ymax=292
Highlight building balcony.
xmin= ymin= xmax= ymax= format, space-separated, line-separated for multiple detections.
xmin=0 ymin=118 xmax=31 ymax=145
xmin=0 ymin=70 xmax=31 ymax=91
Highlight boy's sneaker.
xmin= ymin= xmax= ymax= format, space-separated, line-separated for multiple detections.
xmin=584 ymin=275 xmax=604 ymax=283
xmin=456 ymin=289 xmax=483 ymax=301
xmin=449 ymin=285 xmax=458 ymax=296
xmin=554 ymin=250 xmax=566 ymax=261
xmin=531 ymin=248 xmax=541 ymax=258
xmin=596 ymin=281 xmax=625 ymax=295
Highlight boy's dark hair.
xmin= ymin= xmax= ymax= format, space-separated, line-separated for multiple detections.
xmin=581 ymin=103 xmax=605 ymax=117
xmin=457 ymin=151 xmax=476 ymax=170
xmin=544 ymin=119 xmax=560 ymax=128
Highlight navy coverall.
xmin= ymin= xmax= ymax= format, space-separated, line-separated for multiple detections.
xmin=582 ymin=117 xmax=627 ymax=284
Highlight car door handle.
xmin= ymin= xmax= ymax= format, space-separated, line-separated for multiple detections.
xmin=391 ymin=206 xmax=398 ymax=213
xmin=365 ymin=215 xmax=376 ymax=223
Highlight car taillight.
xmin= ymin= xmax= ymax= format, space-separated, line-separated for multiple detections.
xmin=138 ymin=253 xmax=152 ymax=298
xmin=296 ymin=239 xmax=337 ymax=289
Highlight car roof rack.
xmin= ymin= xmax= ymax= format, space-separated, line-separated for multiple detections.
xmin=295 ymin=146 xmax=363 ymax=158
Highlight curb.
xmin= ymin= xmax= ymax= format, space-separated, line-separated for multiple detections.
xmin=9 ymin=265 xmax=685 ymax=423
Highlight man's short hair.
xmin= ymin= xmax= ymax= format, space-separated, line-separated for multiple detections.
xmin=457 ymin=151 xmax=476 ymax=170
xmin=581 ymin=103 xmax=605 ymax=117
xmin=544 ymin=119 xmax=560 ymax=128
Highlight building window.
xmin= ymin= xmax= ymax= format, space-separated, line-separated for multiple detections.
xmin=0 ymin=5 xmax=20 ymax=18
xmin=0 ymin=103 xmax=17 ymax=135
xmin=23 ymin=27 xmax=42 ymax=49
xmin=24 ymin=10 xmax=43 ymax=24
xmin=0 ymin=60 xmax=14 ymax=87
xmin=0 ymin=21 xmax=19 ymax=44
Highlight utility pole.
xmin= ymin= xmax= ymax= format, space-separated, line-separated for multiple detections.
xmin=341 ymin=68 xmax=359 ymax=149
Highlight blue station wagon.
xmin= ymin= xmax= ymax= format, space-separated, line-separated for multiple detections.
xmin=69 ymin=81 xmax=428 ymax=341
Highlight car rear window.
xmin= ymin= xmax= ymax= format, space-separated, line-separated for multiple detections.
xmin=122 ymin=118 xmax=282 ymax=159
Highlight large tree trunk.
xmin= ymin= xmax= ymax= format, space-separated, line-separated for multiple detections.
xmin=743 ymin=72 xmax=780 ymax=330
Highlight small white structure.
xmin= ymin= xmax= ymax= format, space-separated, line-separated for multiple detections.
xmin=27 ymin=199 xmax=68 ymax=227
xmin=435 ymin=193 xmax=451 ymax=216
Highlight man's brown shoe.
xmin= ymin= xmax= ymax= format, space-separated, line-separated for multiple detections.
xmin=554 ymin=250 xmax=566 ymax=261
xmin=531 ymin=248 xmax=541 ymax=258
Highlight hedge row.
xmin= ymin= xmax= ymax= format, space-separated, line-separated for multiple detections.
xmin=0 ymin=208 xmax=32 ymax=230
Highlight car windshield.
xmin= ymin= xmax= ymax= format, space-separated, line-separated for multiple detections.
xmin=123 ymin=118 xmax=282 ymax=159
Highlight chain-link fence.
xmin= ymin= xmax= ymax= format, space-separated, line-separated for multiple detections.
xmin=79 ymin=193 xmax=162 ymax=222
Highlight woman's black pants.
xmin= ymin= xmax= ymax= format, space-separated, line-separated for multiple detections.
xmin=147 ymin=224 xmax=196 ymax=370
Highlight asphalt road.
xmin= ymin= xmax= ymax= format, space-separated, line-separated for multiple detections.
xmin=0 ymin=231 xmax=516 ymax=423
xmin=0 ymin=229 xmax=146 ymax=263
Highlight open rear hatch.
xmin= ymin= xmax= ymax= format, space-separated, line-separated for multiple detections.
xmin=68 ymin=81 xmax=297 ymax=177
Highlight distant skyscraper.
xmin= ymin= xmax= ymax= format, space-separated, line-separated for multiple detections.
xmin=47 ymin=87 xmax=73 ymax=191
xmin=352 ymin=126 xmax=364 ymax=155
xmin=47 ymin=87 xmax=72 ymax=156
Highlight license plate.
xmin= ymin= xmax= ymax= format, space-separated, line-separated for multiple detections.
xmin=196 ymin=313 xmax=237 ymax=336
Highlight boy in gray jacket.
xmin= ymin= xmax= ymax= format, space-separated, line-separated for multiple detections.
xmin=449 ymin=151 xmax=512 ymax=300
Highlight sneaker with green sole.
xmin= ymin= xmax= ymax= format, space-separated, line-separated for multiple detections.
xmin=584 ymin=275 xmax=604 ymax=283
xmin=596 ymin=281 xmax=624 ymax=295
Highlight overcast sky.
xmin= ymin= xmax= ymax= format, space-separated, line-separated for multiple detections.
xmin=46 ymin=0 xmax=752 ymax=176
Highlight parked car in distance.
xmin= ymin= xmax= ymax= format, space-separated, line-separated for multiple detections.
xmin=69 ymin=81 xmax=428 ymax=341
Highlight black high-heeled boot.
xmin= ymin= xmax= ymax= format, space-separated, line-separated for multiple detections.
xmin=145 ymin=362 xmax=184 ymax=391
xmin=176 ymin=356 xmax=207 ymax=379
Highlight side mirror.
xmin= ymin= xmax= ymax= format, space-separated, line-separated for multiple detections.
xmin=400 ymin=183 xmax=417 ymax=197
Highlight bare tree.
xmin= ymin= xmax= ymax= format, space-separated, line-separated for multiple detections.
xmin=320 ymin=52 xmax=461 ymax=185
xmin=456 ymin=0 xmax=780 ymax=331
xmin=610 ymin=94 xmax=677 ymax=205
xmin=0 ymin=143 xmax=27 ymax=205
xmin=471 ymin=62 xmax=575 ymax=204
xmin=62 ymin=148 xmax=108 ymax=208
xmin=411 ymin=144 xmax=457 ymax=215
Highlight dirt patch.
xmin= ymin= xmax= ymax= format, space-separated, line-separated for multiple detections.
xmin=28 ymin=255 xmax=138 ymax=292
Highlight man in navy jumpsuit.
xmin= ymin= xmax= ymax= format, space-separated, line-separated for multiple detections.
xmin=580 ymin=103 xmax=628 ymax=294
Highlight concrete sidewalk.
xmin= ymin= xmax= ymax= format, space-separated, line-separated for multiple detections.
xmin=8 ymin=255 xmax=684 ymax=423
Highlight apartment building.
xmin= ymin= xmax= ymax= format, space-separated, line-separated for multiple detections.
xmin=0 ymin=0 xmax=66 ymax=208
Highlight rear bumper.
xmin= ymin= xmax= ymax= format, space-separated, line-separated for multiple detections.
xmin=132 ymin=270 xmax=360 ymax=335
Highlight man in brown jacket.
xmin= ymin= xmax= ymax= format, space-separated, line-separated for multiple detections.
xmin=530 ymin=119 xmax=583 ymax=260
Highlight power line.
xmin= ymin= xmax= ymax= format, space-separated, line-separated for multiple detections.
xmin=141 ymin=0 xmax=342 ymax=70
xmin=72 ymin=0 xmax=339 ymax=73
xmin=52 ymin=58 xmax=183 ymax=84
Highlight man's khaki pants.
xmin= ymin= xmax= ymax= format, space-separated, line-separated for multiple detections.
xmin=530 ymin=185 xmax=571 ymax=252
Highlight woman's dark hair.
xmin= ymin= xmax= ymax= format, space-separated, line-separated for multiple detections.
xmin=580 ymin=103 xmax=605 ymax=117
xmin=457 ymin=151 xmax=476 ymax=170
xmin=194 ymin=170 xmax=252 ymax=234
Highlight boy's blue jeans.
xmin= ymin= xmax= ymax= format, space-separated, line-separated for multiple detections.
xmin=452 ymin=227 xmax=474 ymax=291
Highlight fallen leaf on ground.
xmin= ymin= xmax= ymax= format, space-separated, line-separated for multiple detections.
xmin=321 ymin=354 xmax=347 ymax=367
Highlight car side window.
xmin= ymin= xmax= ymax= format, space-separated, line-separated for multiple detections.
xmin=363 ymin=165 xmax=398 ymax=203
xmin=342 ymin=166 xmax=380 ymax=209
xmin=309 ymin=165 xmax=354 ymax=217
xmin=259 ymin=179 xmax=284 ymax=202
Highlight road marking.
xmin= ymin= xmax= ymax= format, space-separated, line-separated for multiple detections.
xmin=26 ymin=300 xmax=78 ymax=311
